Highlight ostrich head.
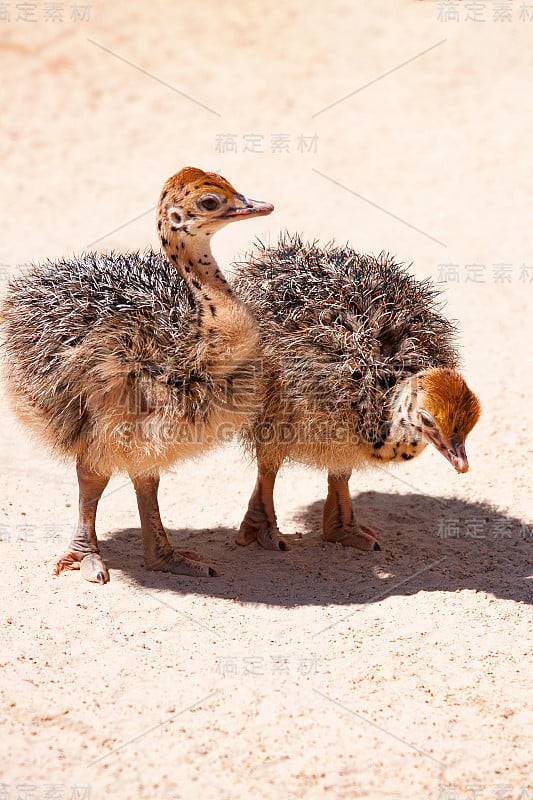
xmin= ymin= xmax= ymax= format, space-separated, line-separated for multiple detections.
xmin=157 ymin=167 xmax=274 ymax=239
xmin=408 ymin=367 xmax=481 ymax=473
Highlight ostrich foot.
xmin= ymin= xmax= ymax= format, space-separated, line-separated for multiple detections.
xmin=132 ymin=472 xmax=217 ymax=578
xmin=236 ymin=469 xmax=288 ymax=551
xmin=322 ymin=472 xmax=380 ymax=552
xmin=54 ymin=550 xmax=110 ymax=584
xmin=236 ymin=509 xmax=288 ymax=551
xmin=145 ymin=549 xmax=217 ymax=577
xmin=322 ymin=522 xmax=380 ymax=551
xmin=54 ymin=460 xmax=111 ymax=583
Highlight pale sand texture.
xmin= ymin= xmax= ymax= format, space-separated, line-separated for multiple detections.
xmin=0 ymin=2 xmax=532 ymax=798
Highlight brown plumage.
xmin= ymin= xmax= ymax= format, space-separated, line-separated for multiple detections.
xmin=232 ymin=233 xmax=481 ymax=552
xmin=0 ymin=167 xmax=273 ymax=583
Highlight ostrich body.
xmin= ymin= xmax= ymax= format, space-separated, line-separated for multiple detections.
xmin=232 ymin=234 xmax=481 ymax=552
xmin=1 ymin=167 xmax=273 ymax=583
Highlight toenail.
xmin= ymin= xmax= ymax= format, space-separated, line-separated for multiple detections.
xmin=97 ymin=572 xmax=107 ymax=584
xmin=373 ymin=542 xmax=381 ymax=551
xmin=208 ymin=567 xmax=216 ymax=577
xmin=279 ymin=541 xmax=288 ymax=551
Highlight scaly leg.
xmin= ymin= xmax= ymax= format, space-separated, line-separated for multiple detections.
xmin=236 ymin=466 xmax=288 ymax=551
xmin=132 ymin=472 xmax=216 ymax=577
xmin=54 ymin=459 xmax=111 ymax=584
xmin=323 ymin=472 xmax=380 ymax=551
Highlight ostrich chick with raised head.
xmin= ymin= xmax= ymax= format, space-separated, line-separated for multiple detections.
xmin=1 ymin=168 xmax=273 ymax=583
xmin=233 ymin=234 xmax=481 ymax=552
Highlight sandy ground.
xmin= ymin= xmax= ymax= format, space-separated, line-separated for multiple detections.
xmin=0 ymin=1 xmax=532 ymax=798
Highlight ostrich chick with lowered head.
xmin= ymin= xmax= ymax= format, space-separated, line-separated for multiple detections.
xmin=1 ymin=168 xmax=273 ymax=583
xmin=233 ymin=234 xmax=481 ymax=553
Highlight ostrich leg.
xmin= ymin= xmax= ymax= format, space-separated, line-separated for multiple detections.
xmin=322 ymin=472 xmax=380 ymax=551
xmin=54 ymin=459 xmax=110 ymax=584
xmin=236 ymin=465 xmax=288 ymax=551
xmin=132 ymin=472 xmax=216 ymax=577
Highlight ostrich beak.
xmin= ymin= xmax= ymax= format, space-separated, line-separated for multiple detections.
xmin=224 ymin=196 xmax=274 ymax=220
xmin=425 ymin=431 xmax=469 ymax=474
xmin=446 ymin=437 xmax=469 ymax=474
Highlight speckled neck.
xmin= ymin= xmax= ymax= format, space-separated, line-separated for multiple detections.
xmin=161 ymin=229 xmax=233 ymax=296
xmin=157 ymin=217 xmax=257 ymax=363
xmin=369 ymin=380 xmax=427 ymax=464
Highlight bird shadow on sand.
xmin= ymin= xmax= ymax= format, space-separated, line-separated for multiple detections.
xmin=103 ymin=492 xmax=532 ymax=608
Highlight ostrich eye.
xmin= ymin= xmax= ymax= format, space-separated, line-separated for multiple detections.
xmin=419 ymin=410 xmax=436 ymax=428
xmin=199 ymin=195 xmax=221 ymax=212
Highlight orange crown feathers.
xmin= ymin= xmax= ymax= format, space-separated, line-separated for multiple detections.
xmin=419 ymin=367 xmax=481 ymax=441
xmin=160 ymin=167 xmax=239 ymax=202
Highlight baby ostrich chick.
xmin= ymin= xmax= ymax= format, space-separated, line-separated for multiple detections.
xmin=233 ymin=234 xmax=480 ymax=552
xmin=0 ymin=167 xmax=273 ymax=583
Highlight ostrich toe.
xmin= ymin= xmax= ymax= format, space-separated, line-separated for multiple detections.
xmin=236 ymin=510 xmax=289 ymax=551
xmin=80 ymin=553 xmax=110 ymax=583
xmin=322 ymin=521 xmax=380 ymax=551
xmin=54 ymin=549 xmax=110 ymax=584
xmin=145 ymin=550 xmax=217 ymax=577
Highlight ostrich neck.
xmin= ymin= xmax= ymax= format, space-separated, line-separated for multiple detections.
xmin=368 ymin=379 xmax=427 ymax=463
xmin=162 ymin=231 xmax=233 ymax=304
xmin=389 ymin=379 xmax=420 ymax=439
xmin=160 ymin=228 xmax=257 ymax=360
